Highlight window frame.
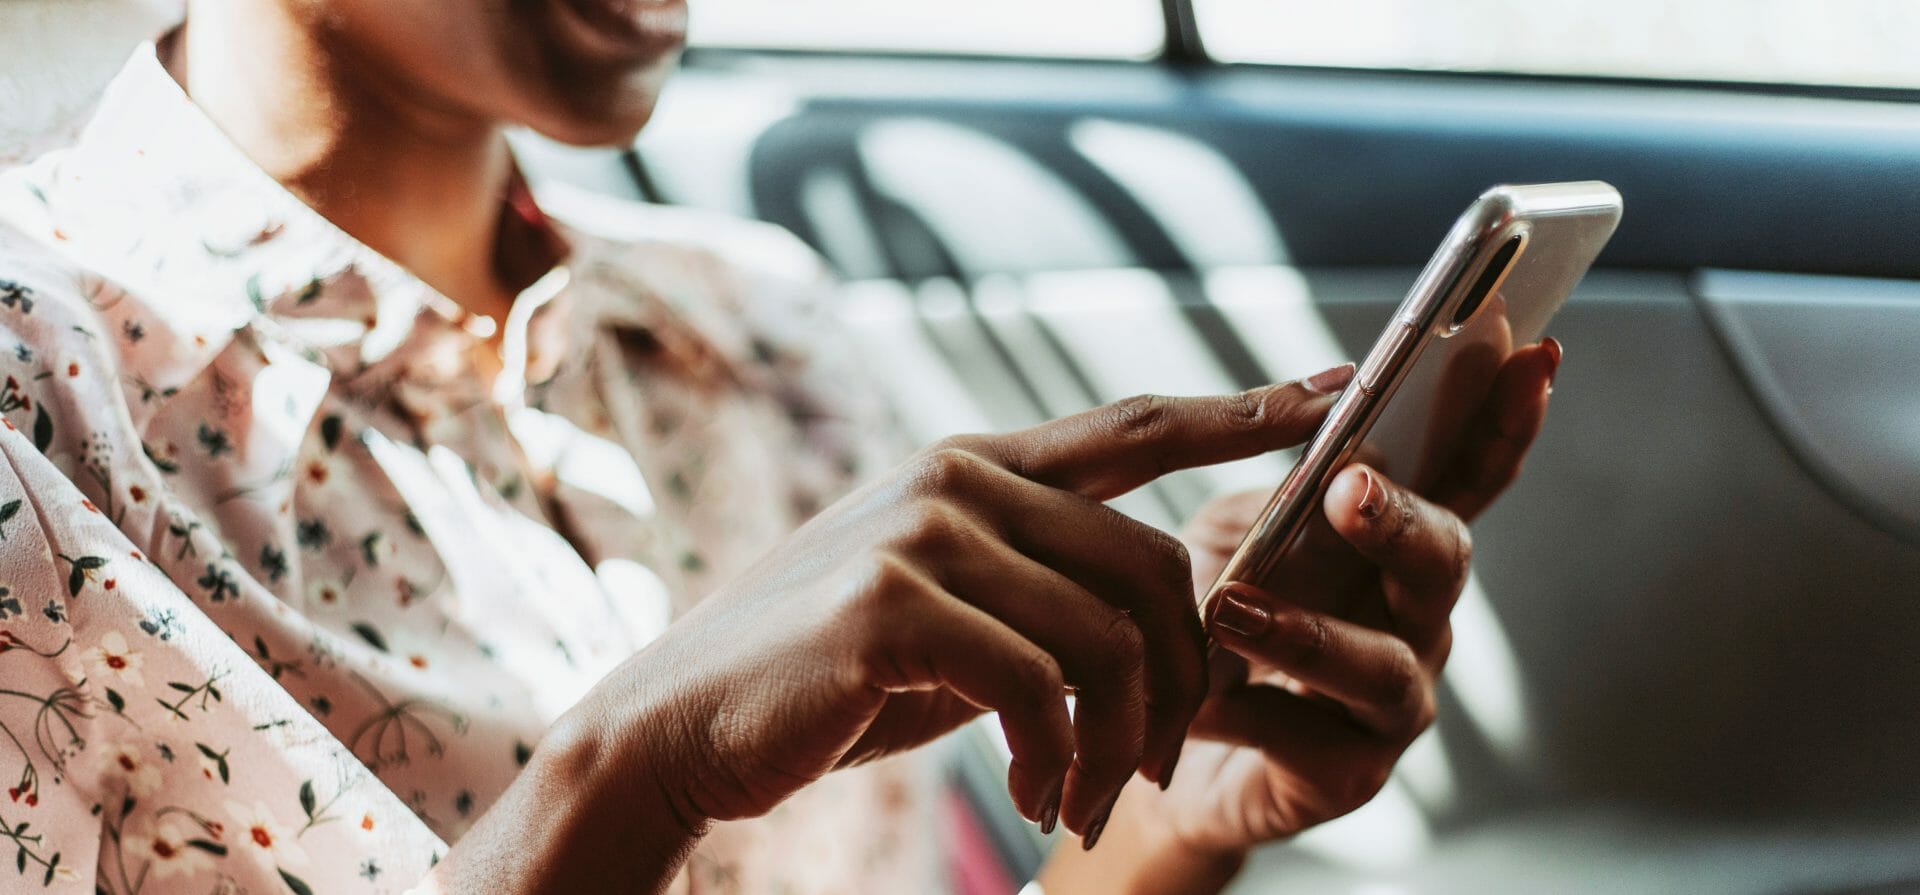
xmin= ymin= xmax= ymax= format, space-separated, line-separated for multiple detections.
xmin=678 ymin=0 xmax=1920 ymax=105
xmin=1159 ymin=0 xmax=1207 ymax=66
xmin=1168 ymin=0 xmax=1920 ymax=103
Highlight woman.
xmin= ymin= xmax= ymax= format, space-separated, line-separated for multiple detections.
xmin=0 ymin=0 xmax=1561 ymax=891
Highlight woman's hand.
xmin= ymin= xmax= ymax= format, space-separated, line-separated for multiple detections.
xmin=429 ymin=369 xmax=1356 ymax=894
xmin=1040 ymin=339 xmax=1560 ymax=895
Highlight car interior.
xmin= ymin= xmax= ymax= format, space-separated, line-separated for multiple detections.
xmin=518 ymin=2 xmax=1920 ymax=891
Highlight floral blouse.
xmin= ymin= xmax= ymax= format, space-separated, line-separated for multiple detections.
xmin=0 ymin=45 xmax=940 ymax=894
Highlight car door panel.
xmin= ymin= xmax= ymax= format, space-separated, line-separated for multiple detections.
xmin=1696 ymin=270 xmax=1920 ymax=542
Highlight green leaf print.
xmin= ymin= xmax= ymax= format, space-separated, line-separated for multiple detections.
xmin=195 ymin=743 xmax=230 ymax=784
xmin=30 ymin=407 xmax=49 ymax=453
xmin=350 ymin=622 xmax=388 ymax=652
xmin=319 ymin=415 xmax=344 ymax=452
xmin=280 ymin=868 xmax=316 ymax=895
xmin=143 ymin=441 xmax=179 ymax=474
xmin=0 ymin=500 xmax=18 ymax=540
xmin=57 ymin=554 xmax=108 ymax=596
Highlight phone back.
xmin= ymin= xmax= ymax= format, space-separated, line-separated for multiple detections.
xmin=1364 ymin=182 xmax=1623 ymax=488
xmin=1210 ymin=182 xmax=1622 ymax=598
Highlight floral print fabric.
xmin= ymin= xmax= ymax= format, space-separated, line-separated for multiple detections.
xmin=0 ymin=44 xmax=939 ymax=894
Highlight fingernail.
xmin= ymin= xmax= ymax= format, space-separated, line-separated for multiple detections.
xmin=1212 ymin=585 xmax=1272 ymax=638
xmin=1357 ymin=468 xmax=1385 ymax=519
xmin=1303 ymin=363 xmax=1356 ymax=395
xmin=1158 ymin=739 xmax=1184 ymax=791
xmin=1082 ymin=793 xmax=1121 ymax=851
xmin=1040 ymin=779 xmax=1063 ymax=835
xmin=1542 ymin=337 xmax=1564 ymax=383
xmin=1082 ymin=815 xmax=1108 ymax=850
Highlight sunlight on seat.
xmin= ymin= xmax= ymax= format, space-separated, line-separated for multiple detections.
xmin=1069 ymin=118 xmax=1292 ymax=268
xmin=1020 ymin=268 xmax=1293 ymax=502
xmin=1353 ymin=882 xmax=1414 ymax=895
xmin=800 ymin=167 xmax=894 ymax=280
xmin=1395 ymin=729 xmax=1458 ymax=815
xmin=910 ymin=277 xmax=1058 ymax=433
xmin=1445 ymin=573 xmax=1534 ymax=763
xmin=635 ymin=76 xmax=800 ymax=215
xmin=859 ymin=118 xmax=1133 ymax=275
xmin=1359 ymin=879 xmax=1420 ymax=895
xmin=1293 ymin=779 xmax=1434 ymax=871
xmin=971 ymin=273 xmax=1107 ymax=418
xmin=1203 ymin=266 xmax=1351 ymax=378
xmin=837 ymin=280 xmax=998 ymax=440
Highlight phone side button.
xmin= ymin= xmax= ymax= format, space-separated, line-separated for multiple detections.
xmin=1358 ymin=321 xmax=1419 ymax=395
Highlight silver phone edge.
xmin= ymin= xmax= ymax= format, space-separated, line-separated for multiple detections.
xmin=1199 ymin=181 xmax=1622 ymax=622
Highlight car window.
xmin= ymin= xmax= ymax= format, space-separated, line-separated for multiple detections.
xmin=687 ymin=0 xmax=1165 ymax=59
xmin=1194 ymin=0 xmax=1920 ymax=90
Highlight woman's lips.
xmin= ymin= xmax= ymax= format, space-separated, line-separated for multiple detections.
xmin=555 ymin=0 xmax=689 ymax=61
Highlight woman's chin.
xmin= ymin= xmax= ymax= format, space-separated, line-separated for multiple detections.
xmin=549 ymin=0 xmax=688 ymax=68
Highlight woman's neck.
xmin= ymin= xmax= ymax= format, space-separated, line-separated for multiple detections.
xmin=168 ymin=3 xmax=523 ymax=321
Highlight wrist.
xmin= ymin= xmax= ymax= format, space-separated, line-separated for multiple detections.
xmin=1036 ymin=784 xmax=1246 ymax=895
xmin=429 ymin=707 xmax=709 ymax=893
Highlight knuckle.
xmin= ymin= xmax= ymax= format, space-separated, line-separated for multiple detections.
xmin=845 ymin=554 xmax=930 ymax=685
xmin=1100 ymin=610 xmax=1148 ymax=668
xmin=1107 ymin=393 xmax=1173 ymax=441
xmin=931 ymin=433 xmax=987 ymax=454
xmin=1335 ymin=763 xmax=1394 ymax=812
xmin=1017 ymin=649 xmax=1066 ymax=697
xmin=1284 ymin=611 xmax=1334 ymax=670
xmin=848 ymin=551 xmax=921 ymax=614
xmin=1144 ymin=527 xmax=1194 ymax=593
xmin=1449 ymin=521 xmax=1475 ymax=582
xmin=1374 ymin=644 xmax=1425 ymax=717
xmin=1225 ymin=388 xmax=1269 ymax=431
xmin=1381 ymin=486 xmax=1419 ymax=550
xmin=1410 ymin=690 xmax=1439 ymax=738
xmin=910 ymin=446 xmax=981 ymax=495
xmin=1471 ymin=452 xmax=1520 ymax=497
xmin=1431 ymin=625 xmax=1455 ymax=667
xmin=898 ymin=502 xmax=971 ymax=555
xmin=1074 ymin=730 xmax=1146 ymax=782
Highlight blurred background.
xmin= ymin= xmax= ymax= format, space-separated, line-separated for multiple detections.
xmin=518 ymin=2 xmax=1920 ymax=892
xmin=690 ymin=0 xmax=1919 ymax=88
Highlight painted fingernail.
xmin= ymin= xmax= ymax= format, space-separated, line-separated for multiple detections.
xmin=1213 ymin=585 xmax=1272 ymax=638
xmin=1542 ymin=337 xmax=1564 ymax=383
xmin=1082 ymin=815 xmax=1108 ymax=850
xmin=1082 ymin=793 xmax=1121 ymax=851
xmin=1357 ymin=468 xmax=1386 ymax=519
xmin=1158 ymin=739 xmax=1184 ymax=791
xmin=1039 ymin=778 xmax=1064 ymax=835
xmin=1303 ymin=363 xmax=1357 ymax=395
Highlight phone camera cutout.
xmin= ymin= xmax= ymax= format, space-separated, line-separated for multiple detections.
xmin=1450 ymin=233 xmax=1524 ymax=333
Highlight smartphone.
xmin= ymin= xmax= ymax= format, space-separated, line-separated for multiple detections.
xmin=1203 ymin=181 xmax=1623 ymax=612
